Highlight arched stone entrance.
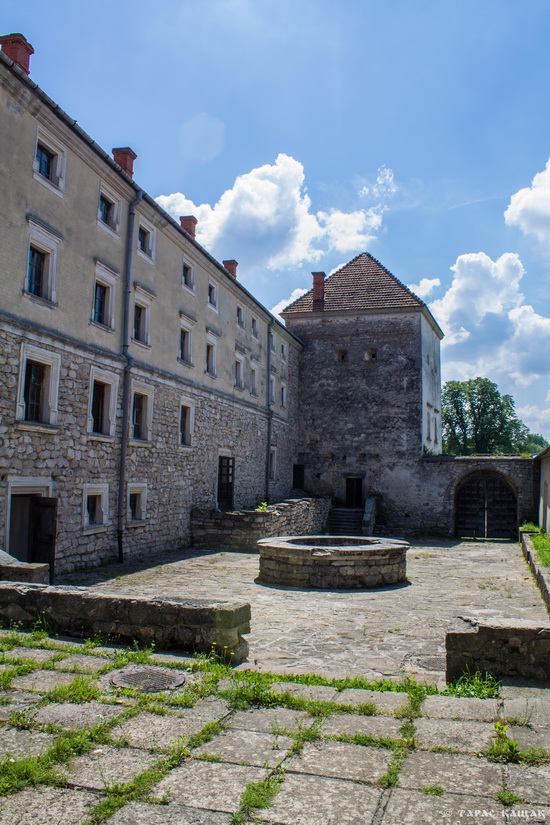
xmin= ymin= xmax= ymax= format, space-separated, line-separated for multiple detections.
xmin=455 ymin=471 xmax=518 ymax=539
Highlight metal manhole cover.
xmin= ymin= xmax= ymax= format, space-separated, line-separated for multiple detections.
xmin=110 ymin=667 xmax=186 ymax=692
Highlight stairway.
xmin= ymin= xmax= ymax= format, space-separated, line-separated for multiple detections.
xmin=326 ymin=507 xmax=364 ymax=536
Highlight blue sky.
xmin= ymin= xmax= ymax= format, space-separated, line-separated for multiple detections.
xmin=3 ymin=0 xmax=550 ymax=438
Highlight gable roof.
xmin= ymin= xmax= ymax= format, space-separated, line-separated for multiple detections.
xmin=281 ymin=252 xmax=426 ymax=315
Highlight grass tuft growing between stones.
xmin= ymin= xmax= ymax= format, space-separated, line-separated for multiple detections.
xmin=231 ymin=768 xmax=285 ymax=825
xmin=496 ymin=789 xmax=523 ymax=806
xmin=483 ymin=722 xmax=550 ymax=765
xmin=0 ymin=662 xmax=36 ymax=691
xmin=44 ymin=676 xmax=102 ymax=704
xmin=443 ymin=669 xmax=500 ymax=699
xmin=421 ymin=784 xmax=444 ymax=796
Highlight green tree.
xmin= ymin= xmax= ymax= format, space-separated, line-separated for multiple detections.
xmin=441 ymin=378 xmax=547 ymax=455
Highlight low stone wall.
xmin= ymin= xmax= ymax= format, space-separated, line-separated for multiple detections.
xmin=0 ymin=550 xmax=49 ymax=584
xmin=257 ymin=536 xmax=409 ymax=589
xmin=0 ymin=582 xmax=251 ymax=664
xmin=521 ymin=532 xmax=550 ymax=615
xmin=446 ymin=616 xmax=550 ymax=682
xmin=191 ymin=497 xmax=332 ymax=551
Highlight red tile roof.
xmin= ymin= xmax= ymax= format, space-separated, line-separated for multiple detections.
xmin=281 ymin=253 xmax=425 ymax=315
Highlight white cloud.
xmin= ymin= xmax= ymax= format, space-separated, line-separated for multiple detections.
xmin=517 ymin=405 xmax=550 ymax=439
xmin=156 ymin=154 xmax=392 ymax=274
xmin=505 ymin=159 xmax=550 ymax=242
xmin=270 ymin=288 xmax=308 ymax=320
xmin=430 ymin=252 xmax=525 ymax=345
xmin=407 ymin=277 xmax=441 ymax=299
xmin=359 ymin=166 xmax=397 ymax=200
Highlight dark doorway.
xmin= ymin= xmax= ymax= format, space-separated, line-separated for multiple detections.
xmin=455 ymin=472 xmax=517 ymax=539
xmin=9 ymin=494 xmax=57 ymax=581
xmin=217 ymin=456 xmax=235 ymax=511
xmin=345 ymin=477 xmax=363 ymax=508
xmin=293 ymin=464 xmax=305 ymax=489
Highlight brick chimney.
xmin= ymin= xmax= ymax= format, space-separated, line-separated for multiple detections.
xmin=223 ymin=260 xmax=238 ymax=279
xmin=112 ymin=147 xmax=137 ymax=178
xmin=312 ymin=271 xmax=326 ymax=312
xmin=0 ymin=33 xmax=34 ymax=75
xmin=179 ymin=216 xmax=197 ymax=238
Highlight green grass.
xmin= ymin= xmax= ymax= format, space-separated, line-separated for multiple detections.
xmin=231 ymin=769 xmax=285 ymax=825
xmin=442 ymin=669 xmax=500 ymax=699
xmin=496 ymin=789 xmax=523 ymax=806
xmin=421 ymin=785 xmax=444 ymax=796
xmin=531 ymin=532 xmax=550 ymax=566
xmin=44 ymin=676 xmax=102 ymax=704
xmin=483 ymin=722 xmax=550 ymax=765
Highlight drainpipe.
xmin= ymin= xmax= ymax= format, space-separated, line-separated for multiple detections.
xmin=117 ymin=189 xmax=143 ymax=563
xmin=265 ymin=319 xmax=274 ymax=503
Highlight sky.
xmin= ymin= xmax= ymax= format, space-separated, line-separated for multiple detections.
xmin=2 ymin=0 xmax=550 ymax=439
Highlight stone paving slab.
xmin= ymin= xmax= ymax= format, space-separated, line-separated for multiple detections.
xmin=114 ymin=700 xmax=230 ymax=751
xmin=34 ymin=700 xmax=125 ymax=729
xmin=320 ymin=713 xmax=403 ymax=740
xmin=285 ymin=740 xmax=392 ymax=783
xmin=334 ymin=688 xmax=409 ymax=713
xmin=507 ymin=724 xmax=550 ymax=750
xmin=0 ymin=787 xmax=100 ymax=825
xmin=10 ymin=669 xmax=87 ymax=693
xmin=109 ymin=802 xmax=232 ymax=824
xmin=1 ymin=646 xmax=60 ymax=663
xmin=270 ymin=682 xmax=339 ymax=702
xmin=194 ymin=728 xmax=292 ymax=767
xmin=155 ymin=760 xmax=267 ymax=813
xmin=0 ymin=727 xmax=55 ymax=758
xmin=53 ymin=653 xmax=110 ymax=673
xmin=228 ymin=708 xmax=311 ymax=733
xmin=422 ymin=695 xmax=499 ymax=721
xmin=0 ymin=690 xmax=42 ymax=721
xmin=398 ymin=750 xmax=503 ymax=796
xmin=67 ymin=744 xmax=159 ymax=790
xmin=503 ymin=696 xmax=550 ymax=728
xmin=506 ymin=763 xmax=550 ymax=805
xmin=258 ymin=773 xmax=382 ymax=825
xmin=379 ymin=788 xmax=532 ymax=825
xmin=415 ymin=717 xmax=495 ymax=753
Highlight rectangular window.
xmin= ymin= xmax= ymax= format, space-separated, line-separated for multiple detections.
xmin=206 ymin=340 xmax=216 ymax=376
xmin=91 ymin=381 xmax=107 ymax=434
xmin=132 ymin=393 xmax=146 ymax=440
xmin=236 ymin=305 xmax=244 ymax=327
xmin=269 ymin=375 xmax=275 ymax=404
xmin=180 ymin=403 xmax=192 ymax=447
xmin=99 ymin=194 xmax=113 ymax=227
xmin=27 ymin=247 xmax=45 ymax=297
xmin=97 ymin=184 xmax=121 ymax=234
xmin=138 ymin=227 xmax=149 ymax=254
xmin=137 ymin=218 xmax=155 ymax=261
xmin=235 ymin=357 xmax=244 ymax=389
xmin=280 ymin=382 xmax=287 ymax=409
xmin=82 ymin=484 xmax=109 ymax=531
xmin=17 ymin=344 xmax=61 ymax=426
xmin=250 ymin=364 xmax=258 ymax=396
xmin=86 ymin=494 xmax=102 ymax=526
xmin=251 ymin=316 xmax=259 ymax=338
xmin=33 ymin=129 xmax=66 ymax=194
xmin=26 ymin=218 xmax=59 ymax=304
xmin=132 ymin=286 xmax=153 ymax=346
xmin=129 ymin=493 xmax=141 ymax=520
xmin=87 ymin=367 xmax=118 ymax=438
xmin=91 ymin=262 xmax=117 ymax=330
xmin=281 ymin=343 xmax=287 ymax=362
xmin=179 ymin=327 xmax=192 ymax=364
xmin=134 ymin=304 xmax=144 ymax=342
xmin=208 ymin=282 xmax=218 ymax=308
xmin=270 ymin=334 xmax=276 ymax=354
xmin=182 ymin=262 xmax=194 ymax=290
xmin=93 ymin=283 xmax=108 ymax=326
xmin=128 ymin=483 xmax=147 ymax=523
xmin=35 ymin=142 xmax=54 ymax=180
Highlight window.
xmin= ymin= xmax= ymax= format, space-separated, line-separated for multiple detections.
xmin=127 ymin=483 xmax=147 ymax=523
xmin=83 ymin=484 xmax=109 ymax=531
xmin=136 ymin=217 xmax=155 ymax=262
xmin=132 ymin=287 xmax=152 ymax=346
xmin=269 ymin=375 xmax=275 ymax=405
xmin=251 ymin=316 xmax=259 ymax=338
xmin=97 ymin=185 xmax=120 ymax=234
xmin=87 ymin=367 xmax=118 ymax=437
xmin=179 ymin=326 xmax=192 ymax=365
xmin=131 ymin=382 xmax=153 ymax=442
xmin=91 ymin=263 xmax=117 ymax=330
xmin=16 ymin=344 xmax=61 ymax=426
xmin=269 ymin=448 xmax=277 ymax=481
xmin=236 ymin=305 xmax=244 ymax=327
xmin=25 ymin=221 xmax=59 ymax=304
xmin=280 ymin=382 xmax=287 ymax=409
xmin=250 ymin=364 xmax=258 ymax=396
xmin=207 ymin=282 xmax=218 ymax=309
xmin=182 ymin=261 xmax=195 ymax=291
xmin=426 ymin=409 xmax=432 ymax=442
xmin=281 ymin=343 xmax=287 ymax=362
xmin=270 ymin=333 xmax=276 ymax=354
xmin=235 ymin=356 xmax=244 ymax=389
xmin=179 ymin=400 xmax=194 ymax=447
xmin=205 ymin=336 xmax=217 ymax=376
xmin=33 ymin=129 xmax=66 ymax=194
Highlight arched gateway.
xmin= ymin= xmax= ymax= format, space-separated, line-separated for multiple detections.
xmin=455 ymin=471 xmax=518 ymax=539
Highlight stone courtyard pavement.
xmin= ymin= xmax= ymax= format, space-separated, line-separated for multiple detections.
xmin=0 ymin=539 xmax=547 ymax=824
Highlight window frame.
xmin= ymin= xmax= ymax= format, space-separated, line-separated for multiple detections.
xmin=82 ymin=483 xmax=110 ymax=532
xmin=130 ymin=381 xmax=154 ymax=443
xmin=178 ymin=320 xmax=193 ymax=366
xmin=25 ymin=221 xmax=59 ymax=305
xmin=179 ymin=397 xmax=195 ymax=448
xmin=132 ymin=286 xmax=152 ymax=347
xmin=207 ymin=281 xmax=219 ymax=311
xmin=234 ymin=354 xmax=244 ymax=390
xmin=250 ymin=363 xmax=258 ymax=397
xmin=87 ymin=367 xmax=119 ymax=438
xmin=269 ymin=374 xmax=275 ymax=405
xmin=236 ymin=304 xmax=245 ymax=328
xmin=205 ymin=334 xmax=217 ymax=377
xmin=182 ymin=260 xmax=195 ymax=293
xmin=33 ymin=127 xmax=67 ymax=196
xmin=16 ymin=343 xmax=61 ymax=427
xmin=91 ymin=263 xmax=117 ymax=330
xmin=280 ymin=381 xmax=287 ymax=409
xmin=136 ymin=216 xmax=156 ymax=263
xmin=251 ymin=316 xmax=259 ymax=339
xmin=97 ymin=182 xmax=121 ymax=235
xmin=127 ymin=482 xmax=148 ymax=525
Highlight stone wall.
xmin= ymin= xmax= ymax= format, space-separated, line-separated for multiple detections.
xmin=0 ymin=549 xmax=49 ymax=584
xmin=0 ymin=581 xmax=251 ymax=663
xmin=521 ymin=531 xmax=550 ymax=614
xmin=446 ymin=616 xmax=550 ymax=682
xmin=191 ymin=496 xmax=332 ymax=551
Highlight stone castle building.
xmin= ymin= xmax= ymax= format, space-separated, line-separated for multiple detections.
xmin=0 ymin=34 xmax=535 ymax=576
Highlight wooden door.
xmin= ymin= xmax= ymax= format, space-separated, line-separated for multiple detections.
xmin=29 ymin=496 xmax=57 ymax=582
xmin=217 ymin=457 xmax=235 ymax=511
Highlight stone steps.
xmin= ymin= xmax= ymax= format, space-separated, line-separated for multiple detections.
xmin=326 ymin=507 xmax=364 ymax=536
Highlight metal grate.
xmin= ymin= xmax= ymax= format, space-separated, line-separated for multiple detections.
xmin=110 ymin=667 xmax=186 ymax=692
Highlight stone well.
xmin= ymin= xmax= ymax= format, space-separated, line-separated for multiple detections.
xmin=257 ymin=535 xmax=409 ymax=589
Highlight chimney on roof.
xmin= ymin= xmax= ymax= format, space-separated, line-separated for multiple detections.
xmin=179 ymin=215 xmax=197 ymax=238
xmin=312 ymin=271 xmax=326 ymax=312
xmin=0 ymin=33 xmax=34 ymax=75
xmin=223 ymin=260 xmax=238 ymax=279
xmin=112 ymin=147 xmax=137 ymax=178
